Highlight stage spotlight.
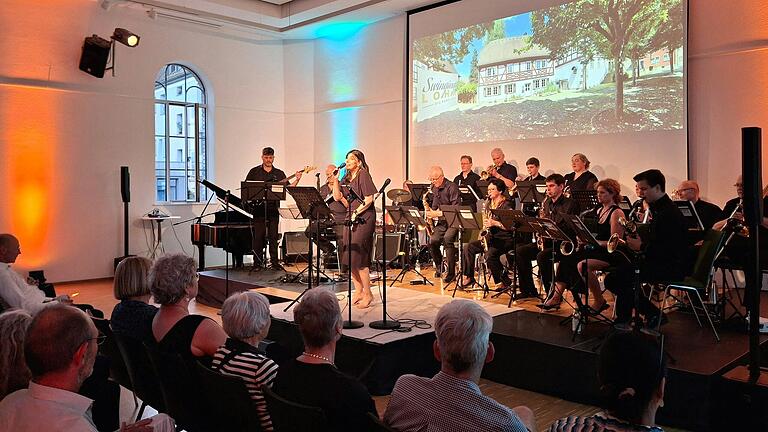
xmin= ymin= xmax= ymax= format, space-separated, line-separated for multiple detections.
xmin=111 ymin=28 xmax=140 ymax=47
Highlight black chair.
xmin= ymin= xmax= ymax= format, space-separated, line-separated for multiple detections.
xmin=660 ymin=229 xmax=727 ymax=341
xmin=366 ymin=412 xmax=397 ymax=432
xmin=144 ymin=344 xmax=210 ymax=432
xmin=262 ymin=385 xmax=328 ymax=432
xmin=194 ymin=361 xmax=263 ymax=432
xmin=90 ymin=317 xmax=136 ymax=406
xmin=112 ymin=333 xmax=165 ymax=420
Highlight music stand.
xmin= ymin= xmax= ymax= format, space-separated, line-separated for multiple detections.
xmin=571 ymin=190 xmax=599 ymax=213
xmin=458 ymin=184 xmax=481 ymax=209
xmin=441 ymin=205 xmax=480 ymax=295
xmin=474 ymin=180 xmax=489 ymax=198
xmin=282 ymin=187 xmax=332 ymax=311
xmin=490 ymin=209 xmax=533 ymax=305
xmin=674 ymin=200 xmax=705 ymax=231
xmin=386 ymin=206 xmax=433 ymax=286
xmin=529 ymin=217 xmax=573 ymax=303
xmin=242 ymin=181 xmax=287 ymax=269
xmin=406 ymin=183 xmax=431 ymax=211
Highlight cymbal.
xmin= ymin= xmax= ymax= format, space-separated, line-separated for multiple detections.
xmin=387 ymin=188 xmax=412 ymax=203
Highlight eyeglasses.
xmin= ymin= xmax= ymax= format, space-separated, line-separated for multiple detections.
xmin=84 ymin=335 xmax=107 ymax=346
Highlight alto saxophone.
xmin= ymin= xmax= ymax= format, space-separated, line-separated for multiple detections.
xmin=422 ymin=193 xmax=435 ymax=236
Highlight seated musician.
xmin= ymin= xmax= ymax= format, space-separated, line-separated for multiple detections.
xmin=427 ymin=166 xmax=460 ymax=283
xmin=245 ymin=147 xmax=303 ymax=270
xmin=675 ymin=180 xmax=722 ymax=232
xmin=453 ymin=155 xmax=481 ymax=211
xmin=516 ymin=174 xmax=580 ymax=299
xmin=628 ymin=184 xmax=651 ymax=224
xmin=305 ymin=164 xmax=347 ymax=259
xmin=713 ymin=175 xmax=768 ymax=270
xmin=541 ymin=179 xmax=627 ymax=312
xmin=604 ymin=170 xmax=687 ymax=328
xmin=460 ymin=178 xmax=514 ymax=290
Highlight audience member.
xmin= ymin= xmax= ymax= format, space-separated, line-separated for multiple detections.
xmin=150 ymin=254 xmax=226 ymax=365
xmin=0 ymin=234 xmax=72 ymax=315
xmin=0 ymin=310 xmax=32 ymax=400
xmin=549 ymin=331 xmax=666 ymax=432
xmin=271 ymin=288 xmax=377 ymax=431
xmin=111 ymin=256 xmax=158 ymax=344
xmin=384 ymin=300 xmax=535 ymax=432
xmin=0 ymin=304 xmax=174 ymax=431
xmin=211 ymin=291 xmax=279 ymax=431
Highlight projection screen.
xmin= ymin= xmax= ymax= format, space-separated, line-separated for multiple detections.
xmin=407 ymin=0 xmax=688 ymax=197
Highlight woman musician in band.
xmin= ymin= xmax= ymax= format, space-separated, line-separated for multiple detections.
xmin=330 ymin=149 xmax=377 ymax=308
xmin=539 ymin=179 xmax=627 ymax=312
xmin=460 ymin=178 xmax=515 ymax=290
xmin=563 ymin=153 xmax=598 ymax=196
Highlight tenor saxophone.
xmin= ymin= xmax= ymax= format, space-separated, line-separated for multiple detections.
xmin=422 ymin=193 xmax=434 ymax=236
xmin=479 ymin=198 xmax=492 ymax=253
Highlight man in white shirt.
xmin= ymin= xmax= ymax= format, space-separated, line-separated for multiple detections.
xmin=0 ymin=234 xmax=71 ymax=314
xmin=384 ymin=300 xmax=536 ymax=432
xmin=0 ymin=304 xmax=174 ymax=431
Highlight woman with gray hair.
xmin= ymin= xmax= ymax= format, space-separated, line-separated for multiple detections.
xmin=150 ymin=253 xmax=226 ymax=364
xmin=272 ymin=288 xmax=377 ymax=432
xmin=211 ymin=291 xmax=279 ymax=431
xmin=0 ymin=310 xmax=32 ymax=400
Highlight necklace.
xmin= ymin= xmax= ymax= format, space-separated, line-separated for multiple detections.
xmin=301 ymin=351 xmax=335 ymax=366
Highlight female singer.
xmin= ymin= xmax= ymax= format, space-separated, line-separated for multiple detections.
xmin=330 ymin=149 xmax=377 ymax=308
xmin=563 ymin=153 xmax=598 ymax=195
xmin=460 ymin=178 xmax=514 ymax=289
xmin=540 ymin=179 xmax=626 ymax=312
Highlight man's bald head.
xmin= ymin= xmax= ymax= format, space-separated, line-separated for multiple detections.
xmin=0 ymin=234 xmax=20 ymax=263
xmin=429 ymin=166 xmax=445 ymax=187
xmin=676 ymin=180 xmax=700 ymax=202
xmin=325 ymin=164 xmax=337 ymax=176
xmin=490 ymin=148 xmax=505 ymax=167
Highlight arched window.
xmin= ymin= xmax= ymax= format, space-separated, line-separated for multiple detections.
xmin=154 ymin=64 xmax=209 ymax=202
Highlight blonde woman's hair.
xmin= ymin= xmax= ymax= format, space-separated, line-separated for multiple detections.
xmin=114 ymin=256 xmax=153 ymax=300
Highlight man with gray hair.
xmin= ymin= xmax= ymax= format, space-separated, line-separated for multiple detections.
xmin=211 ymin=291 xmax=279 ymax=431
xmin=427 ymin=166 xmax=460 ymax=283
xmin=0 ymin=304 xmax=174 ymax=431
xmin=272 ymin=288 xmax=376 ymax=431
xmin=0 ymin=234 xmax=72 ymax=314
xmin=384 ymin=300 xmax=535 ymax=432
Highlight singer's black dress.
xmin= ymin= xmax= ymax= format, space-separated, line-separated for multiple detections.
xmin=340 ymin=169 xmax=377 ymax=269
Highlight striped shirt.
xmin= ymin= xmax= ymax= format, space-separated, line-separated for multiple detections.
xmin=383 ymin=371 xmax=529 ymax=432
xmin=211 ymin=338 xmax=279 ymax=431
xmin=548 ymin=414 xmax=664 ymax=432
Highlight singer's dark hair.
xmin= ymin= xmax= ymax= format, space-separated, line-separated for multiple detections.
xmin=345 ymin=149 xmax=370 ymax=174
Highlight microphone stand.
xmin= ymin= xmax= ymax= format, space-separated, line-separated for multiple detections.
xmin=225 ymin=190 xmax=231 ymax=299
xmin=343 ymin=185 xmax=364 ymax=330
xmin=371 ymin=180 xmax=400 ymax=330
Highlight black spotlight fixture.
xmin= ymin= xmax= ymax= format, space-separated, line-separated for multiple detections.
xmin=111 ymin=28 xmax=140 ymax=47
xmin=78 ymin=28 xmax=140 ymax=78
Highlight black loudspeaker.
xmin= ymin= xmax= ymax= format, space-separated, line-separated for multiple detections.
xmin=373 ymin=233 xmax=405 ymax=263
xmin=120 ymin=166 xmax=130 ymax=203
xmin=79 ymin=35 xmax=111 ymax=78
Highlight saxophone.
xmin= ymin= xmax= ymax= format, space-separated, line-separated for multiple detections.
xmin=479 ymin=198 xmax=492 ymax=253
xmin=422 ymin=193 xmax=435 ymax=236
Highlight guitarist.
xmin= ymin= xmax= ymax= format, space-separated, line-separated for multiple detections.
xmin=426 ymin=166 xmax=460 ymax=283
xmin=245 ymin=147 xmax=304 ymax=270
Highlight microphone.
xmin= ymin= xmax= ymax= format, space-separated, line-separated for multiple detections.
xmin=331 ymin=162 xmax=347 ymax=176
xmin=377 ymin=178 xmax=392 ymax=194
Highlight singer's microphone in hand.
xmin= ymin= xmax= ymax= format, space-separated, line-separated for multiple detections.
xmin=332 ymin=162 xmax=347 ymax=175
xmin=378 ymin=178 xmax=392 ymax=194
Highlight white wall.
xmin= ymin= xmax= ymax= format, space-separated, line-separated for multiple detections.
xmin=0 ymin=0 xmax=285 ymax=281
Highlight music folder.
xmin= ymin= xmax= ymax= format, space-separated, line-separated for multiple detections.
xmin=674 ymin=200 xmax=705 ymax=231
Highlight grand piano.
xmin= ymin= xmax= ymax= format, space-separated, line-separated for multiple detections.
xmin=191 ymin=179 xmax=254 ymax=270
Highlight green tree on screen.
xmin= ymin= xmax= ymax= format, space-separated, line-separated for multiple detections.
xmin=530 ymin=0 xmax=672 ymax=120
xmin=648 ymin=0 xmax=684 ymax=73
xmin=414 ymin=24 xmax=492 ymax=70
xmin=469 ymin=49 xmax=479 ymax=82
xmin=487 ymin=20 xmax=506 ymax=43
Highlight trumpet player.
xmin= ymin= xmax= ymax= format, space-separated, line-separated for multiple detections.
xmin=713 ymin=175 xmax=768 ymax=270
xmin=460 ymin=178 xmax=514 ymax=290
xmin=427 ymin=166 xmax=461 ymax=283
xmin=516 ymin=174 xmax=579 ymax=299
xmin=487 ymin=148 xmax=518 ymax=200
xmin=603 ymin=169 xmax=687 ymax=328
xmin=539 ymin=179 xmax=627 ymax=311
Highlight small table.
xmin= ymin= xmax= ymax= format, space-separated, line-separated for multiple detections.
xmin=141 ymin=215 xmax=180 ymax=258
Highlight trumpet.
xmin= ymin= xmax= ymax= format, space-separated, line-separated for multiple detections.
xmin=606 ymin=233 xmax=625 ymax=254
xmin=607 ymin=216 xmax=638 ymax=254
xmin=480 ymin=170 xmax=489 ymax=180
xmin=722 ymin=199 xmax=749 ymax=237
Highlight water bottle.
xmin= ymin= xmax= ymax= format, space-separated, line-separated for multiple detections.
xmin=572 ymin=311 xmax=582 ymax=334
